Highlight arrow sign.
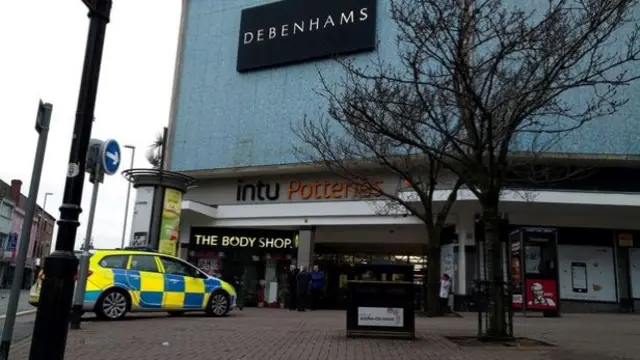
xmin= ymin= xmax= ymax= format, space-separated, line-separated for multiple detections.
xmin=100 ymin=139 xmax=121 ymax=175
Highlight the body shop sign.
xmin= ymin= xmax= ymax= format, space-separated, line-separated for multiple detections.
xmin=237 ymin=0 xmax=377 ymax=72
xmin=191 ymin=227 xmax=298 ymax=250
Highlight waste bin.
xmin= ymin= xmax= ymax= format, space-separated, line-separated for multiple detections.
xmin=346 ymin=260 xmax=415 ymax=339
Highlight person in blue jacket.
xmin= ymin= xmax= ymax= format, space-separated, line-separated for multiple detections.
xmin=309 ymin=265 xmax=325 ymax=310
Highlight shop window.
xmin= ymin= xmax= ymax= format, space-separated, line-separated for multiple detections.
xmin=130 ymin=255 xmax=159 ymax=273
xmin=160 ymin=257 xmax=201 ymax=278
xmin=99 ymin=255 xmax=128 ymax=269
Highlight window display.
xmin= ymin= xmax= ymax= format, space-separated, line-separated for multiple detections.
xmin=628 ymin=248 xmax=640 ymax=299
xmin=557 ymin=245 xmax=617 ymax=302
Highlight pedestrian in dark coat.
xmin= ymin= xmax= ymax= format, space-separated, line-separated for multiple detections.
xmin=287 ymin=264 xmax=299 ymax=310
xmin=296 ymin=266 xmax=311 ymax=311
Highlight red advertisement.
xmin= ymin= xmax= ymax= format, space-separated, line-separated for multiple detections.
xmin=525 ymin=278 xmax=558 ymax=310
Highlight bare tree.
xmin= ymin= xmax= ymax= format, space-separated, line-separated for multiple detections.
xmin=295 ymin=67 xmax=465 ymax=317
xmin=298 ymin=0 xmax=639 ymax=335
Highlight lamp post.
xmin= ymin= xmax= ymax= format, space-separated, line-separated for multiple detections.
xmin=120 ymin=145 xmax=135 ymax=248
xmin=29 ymin=1 xmax=112 ymax=359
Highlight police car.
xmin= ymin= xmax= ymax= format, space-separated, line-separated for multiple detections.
xmin=29 ymin=247 xmax=236 ymax=320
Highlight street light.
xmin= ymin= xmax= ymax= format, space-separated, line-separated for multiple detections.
xmin=120 ymin=145 xmax=135 ymax=248
xmin=29 ymin=1 xmax=113 ymax=359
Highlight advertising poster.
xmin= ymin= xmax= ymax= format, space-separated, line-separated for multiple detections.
xmin=158 ymin=188 xmax=182 ymax=257
xmin=557 ymin=245 xmax=616 ymax=302
xmin=525 ymin=278 xmax=558 ymax=310
xmin=510 ymin=232 xmax=523 ymax=309
xmin=128 ymin=186 xmax=154 ymax=247
xmin=357 ymin=307 xmax=404 ymax=327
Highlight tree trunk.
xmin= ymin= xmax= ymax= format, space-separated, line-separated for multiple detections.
xmin=482 ymin=195 xmax=509 ymax=338
xmin=425 ymin=229 xmax=443 ymax=317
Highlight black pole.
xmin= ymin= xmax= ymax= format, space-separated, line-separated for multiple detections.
xmin=29 ymin=2 xmax=112 ymax=360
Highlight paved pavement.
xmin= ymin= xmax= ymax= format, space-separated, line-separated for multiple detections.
xmin=6 ymin=309 xmax=640 ymax=359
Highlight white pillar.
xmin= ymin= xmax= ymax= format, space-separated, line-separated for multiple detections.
xmin=456 ymin=215 xmax=475 ymax=295
xmin=296 ymin=227 xmax=315 ymax=268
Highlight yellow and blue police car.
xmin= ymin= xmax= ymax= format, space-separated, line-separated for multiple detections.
xmin=29 ymin=248 xmax=236 ymax=320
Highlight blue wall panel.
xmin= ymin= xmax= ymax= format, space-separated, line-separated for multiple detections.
xmin=170 ymin=0 xmax=640 ymax=172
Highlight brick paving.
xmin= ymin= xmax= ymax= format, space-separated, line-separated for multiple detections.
xmin=8 ymin=309 xmax=640 ymax=359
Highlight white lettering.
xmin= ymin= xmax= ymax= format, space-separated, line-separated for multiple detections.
xmin=324 ymin=15 xmax=335 ymax=28
xmin=309 ymin=17 xmax=320 ymax=31
xmin=198 ymin=235 xmax=293 ymax=248
xmin=243 ymin=32 xmax=254 ymax=44
xmin=359 ymin=7 xmax=369 ymax=21
xmin=340 ymin=11 xmax=355 ymax=25
xmin=195 ymin=235 xmax=218 ymax=246
xmin=241 ymin=7 xmax=372 ymax=46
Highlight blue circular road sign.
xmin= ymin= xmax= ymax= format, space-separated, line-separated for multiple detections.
xmin=100 ymin=139 xmax=121 ymax=175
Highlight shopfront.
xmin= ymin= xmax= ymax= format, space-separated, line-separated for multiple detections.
xmin=186 ymin=226 xmax=298 ymax=307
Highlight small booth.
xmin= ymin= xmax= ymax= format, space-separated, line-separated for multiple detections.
xmin=346 ymin=260 xmax=415 ymax=339
xmin=510 ymin=227 xmax=561 ymax=317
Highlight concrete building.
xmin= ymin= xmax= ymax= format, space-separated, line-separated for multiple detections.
xmin=146 ymin=0 xmax=640 ymax=311
xmin=0 ymin=179 xmax=55 ymax=288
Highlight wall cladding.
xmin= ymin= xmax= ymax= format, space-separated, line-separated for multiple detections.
xmin=169 ymin=0 xmax=640 ymax=172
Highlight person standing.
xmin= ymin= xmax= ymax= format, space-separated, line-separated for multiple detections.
xmin=287 ymin=264 xmax=299 ymax=310
xmin=296 ymin=265 xmax=311 ymax=311
xmin=309 ymin=265 xmax=325 ymax=310
xmin=439 ymin=273 xmax=452 ymax=314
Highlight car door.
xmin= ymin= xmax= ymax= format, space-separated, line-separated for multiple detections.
xmin=159 ymin=256 xmax=207 ymax=310
xmin=127 ymin=254 xmax=164 ymax=309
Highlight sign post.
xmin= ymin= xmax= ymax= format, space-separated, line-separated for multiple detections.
xmin=70 ymin=139 xmax=120 ymax=330
xmin=0 ymin=101 xmax=53 ymax=360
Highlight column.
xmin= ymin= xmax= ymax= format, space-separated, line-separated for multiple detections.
xmin=455 ymin=214 xmax=475 ymax=295
xmin=297 ymin=227 xmax=315 ymax=268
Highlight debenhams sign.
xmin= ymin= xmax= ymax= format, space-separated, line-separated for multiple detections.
xmin=236 ymin=0 xmax=377 ymax=72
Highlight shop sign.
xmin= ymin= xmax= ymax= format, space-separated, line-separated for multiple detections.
xmin=190 ymin=227 xmax=298 ymax=250
xmin=357 ymin=307 xmax=404 ymax=327
xmin=236 ymin=0 xmax=377 ymax=72
xmin=525 ymin=278 xmax=558 ymax=310
xmin=236 ymin=179 xmax=384 ymax=202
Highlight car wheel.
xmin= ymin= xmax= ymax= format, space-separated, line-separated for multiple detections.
xmin=168 ymin=311 xmax=185 ymax=317
xmin=95 ymin=289 xmax=129 ymax=320
xmin=206 ymin=291 xmax=229 ymax=317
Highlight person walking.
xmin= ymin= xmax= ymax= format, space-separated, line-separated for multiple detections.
xmin=439 ymin=273 xmax=452 ymax=314
xmin=309 ymin=265 xmax=325 ymax=310
xmin=287 ymin=264 xmax=299 ymax=310
xmin=296 ymin=265 xmax=311 ymax=312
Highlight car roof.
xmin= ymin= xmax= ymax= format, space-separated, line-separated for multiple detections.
xmin=92 ymin=248 xmax=181 ymax=259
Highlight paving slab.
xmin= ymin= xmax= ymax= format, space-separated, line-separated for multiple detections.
xmin=8 ymin=309 xmax=640 ymax=360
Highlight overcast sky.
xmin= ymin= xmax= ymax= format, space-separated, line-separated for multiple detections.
xmin=0 ymin=1 xmax=182 ymax=250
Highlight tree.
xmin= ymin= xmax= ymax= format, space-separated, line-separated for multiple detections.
xmin=146 ymin=130 xmax=165 ymax=169
xmin=297 ymin=0 xmax=639 ymax=334
xmin=295 ymin=103 xmax=463 ymax=316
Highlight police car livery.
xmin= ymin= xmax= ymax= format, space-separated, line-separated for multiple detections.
xmin=29 ymin=248 xmax=236 ymax=320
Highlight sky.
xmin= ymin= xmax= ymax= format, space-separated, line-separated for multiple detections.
xmin=0 ymin=1 xmax=182 ymax=250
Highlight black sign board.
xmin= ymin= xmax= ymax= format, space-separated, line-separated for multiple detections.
xmin=190 ymin=227 xmax=298 ymax=250
xmin=236 ymin=0 xmax=378 ymax=72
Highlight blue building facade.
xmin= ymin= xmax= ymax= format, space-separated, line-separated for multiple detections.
xmin=167 ymin=0 xmax=640 ymax=173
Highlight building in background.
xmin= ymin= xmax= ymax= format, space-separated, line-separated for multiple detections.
xmin=155 ymin=0 xmax=640 ymax=312
xmin=0 ymin=179 xmax=55 ymax=289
